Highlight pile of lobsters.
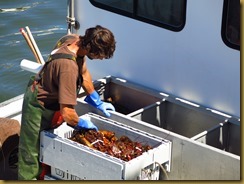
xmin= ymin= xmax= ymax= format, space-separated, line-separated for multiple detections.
xmin=69 ymin=129 xmax=152 ymax=161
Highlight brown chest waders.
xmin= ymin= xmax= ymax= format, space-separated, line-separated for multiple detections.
xmin=18 ymin=53 xmax=78 ymax=180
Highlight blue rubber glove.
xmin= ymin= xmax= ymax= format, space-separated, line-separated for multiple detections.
xmin=75 ymin=118 xmax=98 ymax=131
xmin=84 ymin=91 xmax=115 ymax=117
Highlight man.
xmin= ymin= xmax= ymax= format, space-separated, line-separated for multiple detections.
xmin=18 ymin=25 xmax=116 ymax=180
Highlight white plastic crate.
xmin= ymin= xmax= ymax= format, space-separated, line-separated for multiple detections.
xmin=40 ymin=113 xmax=171 ymax=180
xmin=43 ymin=174 xmax=57 ymax=180
xmin=50 ymin=167 xmax=82 ymax=180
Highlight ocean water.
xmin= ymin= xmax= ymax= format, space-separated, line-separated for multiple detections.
xmin=0 ymin=0 xmax=67 ymax=103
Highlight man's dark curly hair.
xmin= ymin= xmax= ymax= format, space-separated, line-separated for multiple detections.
xmin=80 ymin=25 xmax=116 ymax=59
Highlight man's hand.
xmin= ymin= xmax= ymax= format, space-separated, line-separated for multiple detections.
xmin=84 ymin=91 xmax=115 ymax=117
xmin=75 ymin=118 xmax=98 ymax=131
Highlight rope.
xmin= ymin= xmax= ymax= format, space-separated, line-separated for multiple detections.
xmin=155 ymin=162 xmax=169 ymax=180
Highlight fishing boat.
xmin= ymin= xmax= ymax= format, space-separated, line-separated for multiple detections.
xmin=0 ymin=0 xmax=240 ymax=180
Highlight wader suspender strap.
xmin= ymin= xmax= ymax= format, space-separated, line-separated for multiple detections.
xmin=36 ymin=53 xmax=76 ymax=79
xmin=35 ymin=53 xmax=82 ymax=94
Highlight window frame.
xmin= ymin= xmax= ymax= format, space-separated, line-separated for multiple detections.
xmin=90 ymin=0 xmax=187 ymax=32
xmin=221 ymin=0 xmax=240 ymax=50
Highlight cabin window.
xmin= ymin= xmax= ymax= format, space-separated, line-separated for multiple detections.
xmin=90 ymin=0 xmax=186 ymax=31
xmin=221 ymin=0 xmax=240 ymax=50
